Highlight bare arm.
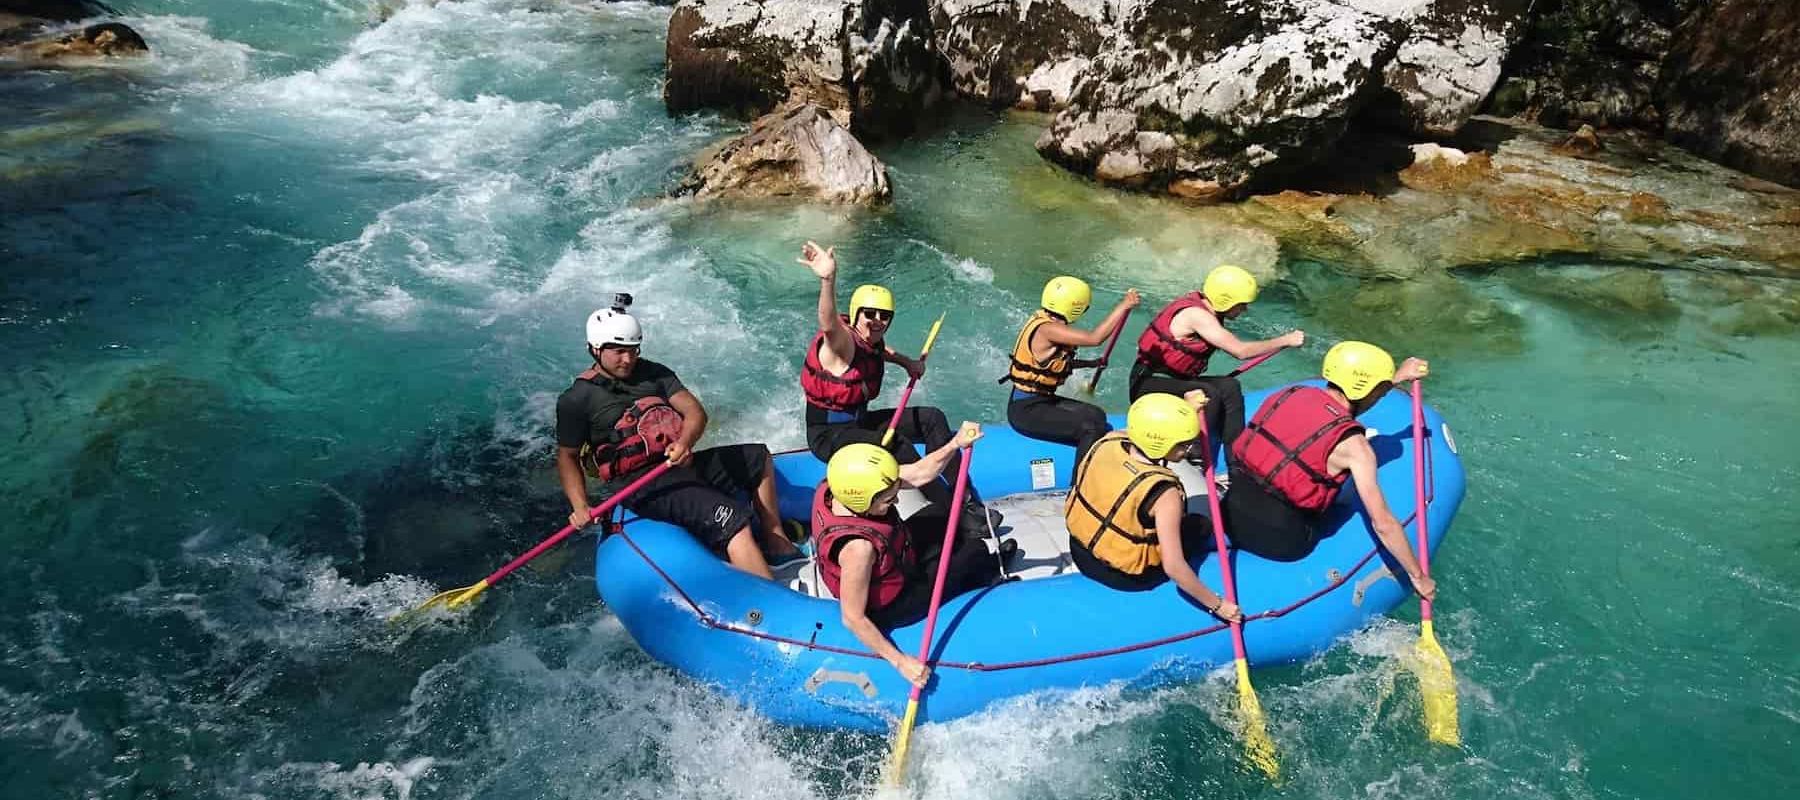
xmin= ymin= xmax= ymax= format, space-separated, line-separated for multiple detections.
xmin=557 ymin=446 xmax=592 ymax=528
xmin=897 ymin=422 xmax=981 ymax=488
xmin=1332 ymin=434 xmax=1437 ymax=602
xmin=1181 ymin=307 xmax=1302 ymax=360
xmin=1151 ymin=489 xmax=1241 ymax=621
xmin=662 ymin=389 xmax=709 ymax=467
xmin=1040 ymin=289 xmax=1141 ymax=348
xmin=835 ymin=540 xmax=929 ymax=686
xmin=800 ymin=241 xmax=854 ymax=364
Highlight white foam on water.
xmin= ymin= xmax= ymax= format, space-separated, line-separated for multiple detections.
xmin=115 ymin=533 xmax=446 ymax=662
xmin=121 ymin=15 xmax=259 ymax=90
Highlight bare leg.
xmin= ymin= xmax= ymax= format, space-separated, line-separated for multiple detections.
xmin=724 ymin=528 xmax=774 ymax=580
xmin=755 ymin=450 xmax=801 ymax=559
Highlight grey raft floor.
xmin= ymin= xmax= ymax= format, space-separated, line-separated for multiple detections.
xmin=776 ymin=460 xmax=1221 ymax=600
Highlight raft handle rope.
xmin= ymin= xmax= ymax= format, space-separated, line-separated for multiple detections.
xmin=607 ymin=433 xmax=1434 ymax=673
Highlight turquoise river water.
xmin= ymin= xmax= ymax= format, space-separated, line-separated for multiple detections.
xmin=2 ymin=2 xmax=1796 ymax=798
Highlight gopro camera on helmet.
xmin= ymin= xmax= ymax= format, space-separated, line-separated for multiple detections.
xmin=611 ymin=292 xmax=633 ymax=313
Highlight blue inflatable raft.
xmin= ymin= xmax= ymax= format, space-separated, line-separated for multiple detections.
xmin=595 ymin=382 xmax=1465 ymax=731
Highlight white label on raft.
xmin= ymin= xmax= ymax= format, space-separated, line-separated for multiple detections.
xmin=1030 ymin=458 xmax=1056 ymax=490
xmin=1442 ymin=422 xmax=1458 ymax=454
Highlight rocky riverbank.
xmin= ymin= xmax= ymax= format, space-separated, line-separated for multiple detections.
xmin=660 ymin=0 xmax=1800 ymax=204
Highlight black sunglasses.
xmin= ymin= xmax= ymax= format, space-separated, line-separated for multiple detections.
xmin=860 ymin=308 xmax=894 ymax=322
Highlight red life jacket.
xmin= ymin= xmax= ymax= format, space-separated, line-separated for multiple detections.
xmin=801 ymin=317 xmax=886 ymax=412
xmin=811 ymin=481 xmax=911 ymax=610
xmin=575 ymin=367 xmax=685 ymax=482
xmin=1231 ymin=385 xmax=1364 ymax=513
xmin=1135 ymin=292 xmax=1217 ymax=378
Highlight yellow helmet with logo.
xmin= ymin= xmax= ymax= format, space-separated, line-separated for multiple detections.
xmin=1041 ymin=276 xmax=1092 ymax=322
xmin=1125 ymin=393 xmax=1200 ymax=460
xmin=849 ymin=284 xmax=895 ymax=322
xmin=1202 ymin=264 xmax=1259 ymax=312
xmin=1321 ymin=341 xmax=1396 ymax=400
xmin=826 ymin=443 xmax=899 ymax=514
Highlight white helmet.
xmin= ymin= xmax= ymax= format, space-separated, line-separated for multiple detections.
xmin=586 ymin=307 xmax=642 ymax=348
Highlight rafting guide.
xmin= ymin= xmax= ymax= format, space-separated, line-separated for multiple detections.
xmin=554 ymin=294 xmax=801 ymax=579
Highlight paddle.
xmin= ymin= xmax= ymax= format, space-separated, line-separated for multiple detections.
xmin=1082 ymin=307 xmax=1133 ymax=394
xmin=392 ymin=460 xmax=675 ymax=622
xmin=1225 ymin=347 xmax=1284 ymax=378
xmin=886 ymin=439 xmax=976 ymax=786
xmin=881 ymin=313 xmax=946 ymax=448
xmin=1409 ymin=380 xmax=1461 ymax=745
xmin=1197 ymin=416 xmax=1281 ymax=779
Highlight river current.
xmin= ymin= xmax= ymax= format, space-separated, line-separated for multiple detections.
xmin=2 ymin=2 xmax=1796 ymax=798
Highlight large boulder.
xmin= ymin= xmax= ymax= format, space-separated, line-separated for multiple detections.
xmin=927 ymin=0 xmax=1111 ymax=110
xmin=1360 ymin=0 xmax=1535 ymax=136
xmin=663 ymin=0 xmax=950 ymax=139
xmin=1659 ymin=0 xmax=1800 ymax=188
xmin=1486 ymin=0 xmax=1698 ymax=129
xmin=673 ymin=102 xmax=893 ymax=204
xmin=1035 ymin=0 xmax=1407 ymax=200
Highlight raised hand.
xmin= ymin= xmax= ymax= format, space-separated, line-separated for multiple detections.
xmin=1281 ymin=330 xmax=1305 ymax=348
xmin=798 ymin=240 xmax=837 ymax=281
xmin=1121 ymin=288 xmax=1141 ymax=309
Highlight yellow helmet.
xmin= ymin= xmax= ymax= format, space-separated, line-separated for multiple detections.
xmin=1321 ymin=341 xmax=1396 ymax=400
xmin=1040 ymin=276 xmax=1092 ymax=322
xmin=1126 ymin=393 xmax=1200 ymax=460
xmin=849 ymin=284 xmax=895 ymax=322
xmin=1202 ymin=264 xmax=1259 ymax=312
xmin=826 ymin=443 xmax=899 ymax=514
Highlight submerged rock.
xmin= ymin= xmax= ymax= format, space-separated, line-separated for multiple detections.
xmin=675 ymin=102 xmax=892 ymax=204
xmin=663 ymin=0 xmax=949 ymax=139
xmin=1234 ymin=118 xmax=1800 ymax=275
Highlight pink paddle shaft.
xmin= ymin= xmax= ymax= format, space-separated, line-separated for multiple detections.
xmin=481 ymin=460 xmax=675 ymax=585
xmin=1226 ymin=348 xmax=1282 ymax=378
xmin=1198 ymin=419 xmax=1251 ymax=662
xmin=905 ymin=443 xmax=976 ymax=702
xmin=884 ymin=374 xmax=924 ymax=444
xmin=1085 ymin=307 xmax=1134 ymax=392
xmin=1410 ymin=381 xmax=1434 ymax=622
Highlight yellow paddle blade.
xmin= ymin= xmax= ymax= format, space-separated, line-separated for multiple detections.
xmin=1414 ymin=622 xmax=1462 ymax=746
xmin=920 ymin=313 xmax=946 ymax=357
xmin=886 ymin=699 xmax=922 ymax=786
xmin=1234 ymin=659 xmax=1281 ymax=781
xmin=387 ymin=582 xmax=478 ymax=625
xmin=443 ymin=580 xmax=492 ymax=610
